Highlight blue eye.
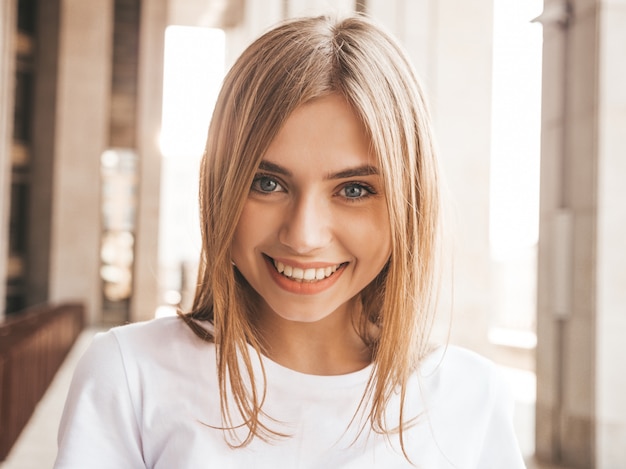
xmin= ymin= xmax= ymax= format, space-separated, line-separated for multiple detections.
xmin=339 ymin=183 xmax=375 ymax=200
xmin=343 ymin=185 xmax=364 ymax=198
xmin=251 ymin=175 xmax=283 ymax=193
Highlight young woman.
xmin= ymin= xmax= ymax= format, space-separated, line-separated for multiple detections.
xmin=55 ymin=14 xmax=526 ymax=468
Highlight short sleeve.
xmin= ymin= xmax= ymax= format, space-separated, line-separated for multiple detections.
xmin=54 ymin=331 xmax=145 ymax=468
xmin=475 ymin=367 xmax=527 ymax=468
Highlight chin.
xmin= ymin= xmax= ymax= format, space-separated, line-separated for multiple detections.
xmin=262 ymin=295 xmax=349 ymax=324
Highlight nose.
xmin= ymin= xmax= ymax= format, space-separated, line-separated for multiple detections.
xmin=278 ymin=194 xmax=332 ymax=254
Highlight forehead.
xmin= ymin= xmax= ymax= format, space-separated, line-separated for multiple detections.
xmin=263 ymin=94 xmax=377 ymax=173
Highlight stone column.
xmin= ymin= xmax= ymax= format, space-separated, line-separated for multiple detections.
xmin=535 ymin=0 xmax=626 ymax=467
xmin=0 ymin=0 xmax=16 ymax=320
xmin=27 ymin=0 xmax=61 ymax=307
xmin=48 ymin=0 xmax=114 ymax=324
xmin=130 ymin=0 xmax=167 ymax=322
xmin=595 ymin=2 xmax=626 ymax=465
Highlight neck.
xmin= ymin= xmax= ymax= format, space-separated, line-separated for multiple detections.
xmin=255 ymin=301 xmax=371 ymax=376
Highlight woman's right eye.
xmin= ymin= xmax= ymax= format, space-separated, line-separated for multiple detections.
xmin=251 ymin=175 xmax=284 ymax=193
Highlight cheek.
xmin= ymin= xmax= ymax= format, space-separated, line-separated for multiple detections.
xmin=368 ymin=209 xmax=391 ymax=243
xmin=370 ymin=228 xmax=392 ymax=268
xmin=339 ymin=206 xmax=392 ymax=271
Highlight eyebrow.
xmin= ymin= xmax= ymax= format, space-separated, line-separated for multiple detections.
xmin=257 ymin=160 xmax=379 ymax=180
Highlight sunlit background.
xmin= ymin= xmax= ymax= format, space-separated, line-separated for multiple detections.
xmin=157 ymin=26 xmax=225 ymax=317
xmin=488 ymin=0 xmax=542 ymax=348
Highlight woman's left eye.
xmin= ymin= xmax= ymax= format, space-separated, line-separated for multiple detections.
xmin=338 ymin=183 xmax=374 ymax=200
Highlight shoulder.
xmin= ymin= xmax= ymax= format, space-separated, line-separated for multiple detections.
xmin=417 ymin=345 xmax=514 ymax=418
xmin=66 ymin=316 xmax=218 ymax=423
xmin=56 ymin=316 xmax=220 ymax=468
xmin=97 ymin=315 xmax=209 ymax=352
xmin=420 ymin=345 xmax=504 ymax=387
xmin=79 ymin=316 xmax=214 ymax=378
xmin=106 ymin=314 xmax=201 ymax=342
xmin=413 ymin=346 xmax=525 ymax=467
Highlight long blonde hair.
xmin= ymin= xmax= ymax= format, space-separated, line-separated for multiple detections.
xmin=181 ymin=14 xmax=440 ymax=453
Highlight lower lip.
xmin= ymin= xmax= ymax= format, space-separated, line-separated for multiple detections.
xmin=264 ymin=257 xmax=346 ymax=295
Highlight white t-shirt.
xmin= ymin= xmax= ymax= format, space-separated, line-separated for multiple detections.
xmin=54 ymin=316 xmax=526 ymax=468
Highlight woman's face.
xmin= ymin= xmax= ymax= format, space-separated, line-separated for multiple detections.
xmin=231 ymin=94 xmax=391 ymax=323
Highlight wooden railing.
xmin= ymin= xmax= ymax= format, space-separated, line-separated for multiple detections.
xmin=0 ymin=302 xmax=84 ymax=461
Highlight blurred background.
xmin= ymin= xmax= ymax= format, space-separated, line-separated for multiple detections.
xmin=0 ymin=0 xmax=624 ymax=468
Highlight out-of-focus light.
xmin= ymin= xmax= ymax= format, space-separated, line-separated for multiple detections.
xmin=159 ymin=26 xmax=225 ymax=159
xmin=489 ymin=0 xmax=544 ymax=260
xmin=155 ymin=305 xmax=178 ymax=318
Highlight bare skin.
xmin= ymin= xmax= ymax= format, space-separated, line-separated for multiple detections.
xmin=254 ymin=295 xmax=372 ymax=375
xmin=232 ymin=94 xmax=390 ymax=376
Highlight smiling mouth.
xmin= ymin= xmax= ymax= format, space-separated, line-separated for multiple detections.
xmin=266 ymin=256 xmax=346 ymax=283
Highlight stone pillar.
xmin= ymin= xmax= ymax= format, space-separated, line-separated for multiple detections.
xmin=535 ymin=0 xmax=626 ymax=467
xmin=0 ymin=0 xmax=16 ymax=319
xmin=130 ymin=0 xmax=167 ymax=322
xmin=595 ymin=2 xmax=626 ymax=465
xmin=27 ymin=0 xmax=61 ymax=307
xmin=48 ymin=0 xmax=114 ymax=324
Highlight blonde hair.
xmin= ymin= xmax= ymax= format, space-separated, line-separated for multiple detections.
xmin=181 ymin=14 xmax=440 ymax=454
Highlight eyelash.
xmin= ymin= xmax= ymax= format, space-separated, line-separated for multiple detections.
xmin=251 ymin=174 xmax=285 ymax=194
xmin=337 ymin=182 xmax=376 ymax=202
xmin=250 ymin=174 xmax=377 ymax=202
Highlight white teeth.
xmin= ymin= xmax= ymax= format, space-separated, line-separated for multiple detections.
xmin=273 ymin=260 xmax=340 ymax=282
